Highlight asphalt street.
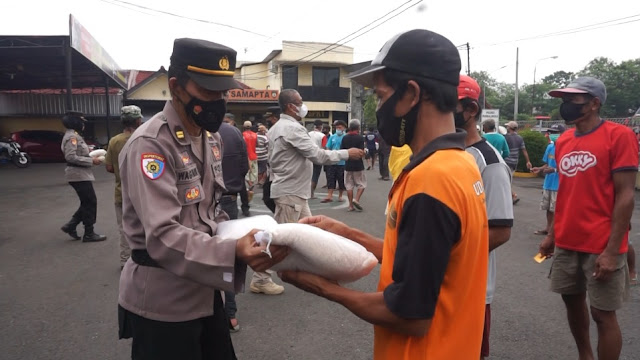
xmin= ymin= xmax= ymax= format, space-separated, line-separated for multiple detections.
xmin=1 ymin=162 xmax=639 ymax=360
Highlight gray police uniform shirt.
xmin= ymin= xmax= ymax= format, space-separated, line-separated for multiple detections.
xmin=268 ymin=114 xmax=349 ymax=200
xmin=61 ymin=129 xmax=95 ymax=182
xmin=466 ymin=139 xmax=514 ymax=305
xmin=118 ymin=100 xmax=245 ymax=323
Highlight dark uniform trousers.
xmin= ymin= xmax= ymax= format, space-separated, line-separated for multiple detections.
xmin=119 ymin=291 xmax=236 ymax=360
xmin=69 ymin=181 xmax=97 ymax=226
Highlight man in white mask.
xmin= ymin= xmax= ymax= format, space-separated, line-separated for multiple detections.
xmin=253 ymin=89 xmax=364 ymax=294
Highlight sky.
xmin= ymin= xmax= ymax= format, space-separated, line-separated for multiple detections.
xmin=3 ymin=0 xmax=640 ymax=86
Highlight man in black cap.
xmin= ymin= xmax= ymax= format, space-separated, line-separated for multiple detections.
xmin=117 ymin=38 xmax=288 ymax=360
xmin=540 ymin=77 xmax=638 ymax=360
xmin=281 ymin=29 xmax=489 ymax=359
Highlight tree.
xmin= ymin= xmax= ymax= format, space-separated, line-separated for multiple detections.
xmin=541 ymin=71 xmax=575 ymax=88
xmin=578 ymin=57 xmax=640 ymax=117
xmin=363 ymin=93 xmax=377 ymax=129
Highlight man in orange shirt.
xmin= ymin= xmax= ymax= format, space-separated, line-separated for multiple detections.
xmin=281 ymin=29 xmax=489 ymax=359
xmin=242 ymin=120 xmax=258 ymax=210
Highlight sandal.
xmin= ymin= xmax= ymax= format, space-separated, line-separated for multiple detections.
xmin=320 ymin=198 xmax=333 ymax=203
xmin=534 ymin=230 xmax=548 ymax=235
xmin=631 ymin=274 xmax=638 ymax=286
xmin=347 ymin=208 xmax=356 ymax=212
xmin=353 ymin=201 xmax=363 ymax=211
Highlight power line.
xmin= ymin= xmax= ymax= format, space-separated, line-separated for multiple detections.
xmin=100 ymin=0 xmax=272 ymax=38
xmin=476 ymin=13 xmax=640 ymax=49
xmin=239 ymin=0 xmax=420 ymax=79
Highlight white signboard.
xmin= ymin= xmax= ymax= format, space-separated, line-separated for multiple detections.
xmin=481 ymin=109 xmax=500 ymax=122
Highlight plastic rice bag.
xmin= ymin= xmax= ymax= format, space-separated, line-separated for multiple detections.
xmin=215 ymin=216 xmax=378 ymax=283
xmin=256 ymin=223 xmax=378 ymax=283
xmin=89 ymin=149 xmax=107 ymax=158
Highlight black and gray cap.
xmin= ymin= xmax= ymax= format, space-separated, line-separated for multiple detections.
xmin=347 ymin=29 xmax=461 ymax=88
xmin=548 ymin=77 xmax=607 ymax=104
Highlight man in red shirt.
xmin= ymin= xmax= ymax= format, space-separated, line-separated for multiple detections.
xmin=242 ymin=121 xmax=258 ymax=208
xmin=540 ymin=77 xmax=638 ymax=360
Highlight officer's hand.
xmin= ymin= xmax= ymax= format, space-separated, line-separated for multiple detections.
xmin=92 ymin=157 xmax=102 ymax=165
xmin=348 ymin=148 xmax=364 ymax=159
xmin=236 ymin=229 xmax=290 ymax=272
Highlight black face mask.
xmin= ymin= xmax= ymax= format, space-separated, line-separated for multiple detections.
xmin=184 ymin=96 xmax=227 ymax=133
xmin=560 ymin=102 xmax=588 ymax=123
xmin=454 ymin=111 xmax=467 ymax=128
xmin=375 ymin=86 xmax=420 ymax=147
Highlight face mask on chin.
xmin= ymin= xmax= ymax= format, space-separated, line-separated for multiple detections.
xmin=182 ymin=91 xmax=227 ymax=133
xmin=375 ymin=86 xmax=420 ymax=147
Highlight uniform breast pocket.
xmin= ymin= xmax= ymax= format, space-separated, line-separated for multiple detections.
xmin=177 ymin=181 xmax=205 ymax=206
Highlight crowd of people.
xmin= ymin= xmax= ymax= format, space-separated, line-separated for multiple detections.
xmin=54 ymin=29 xmax=638 ymax=360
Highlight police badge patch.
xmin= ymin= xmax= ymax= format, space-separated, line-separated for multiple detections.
xmin=141 ymin=153 xmax=166 ymax=180
xmin=211 ymin=145 xmax=221 ymax=161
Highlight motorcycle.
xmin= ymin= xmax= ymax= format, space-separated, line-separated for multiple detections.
xmin=0 ymin=138 xmax=31 ymax=168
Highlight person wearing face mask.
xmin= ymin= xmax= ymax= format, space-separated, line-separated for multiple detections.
xmin=322 ymin=120 xmax=348 ymax=203
xmin=258 ymin=89 xmax=364 ymax=295
xmin=117 ymin=38 xmax=289 ymax=360
xmin=280 ymin=29 xmax=489 ymax=360
xmin=455 ymin=75 xmax=513 ymax=360
xmin=540 ymin=77 xmax=638 ymax=360
xmin=60 ymin=110 xmax=108 ymax=243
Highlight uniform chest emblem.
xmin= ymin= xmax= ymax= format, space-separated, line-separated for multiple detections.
xmin=212 ymin=145 xmax=221 ymax=161
xmin=559 ymin=151 xmax=597 ymax=177
xmin=141 ymin=153 xmax=166 ymax=180
xmin=70 ymin=137 xmax=77 ymax=146
xmin=181 ymin=152 xmax=192 ymax=165
xmin=185 ymin=186 xmax=201 ymax=202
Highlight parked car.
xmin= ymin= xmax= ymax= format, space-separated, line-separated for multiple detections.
xmin=10 ymin=130 xmax=97 ymax=163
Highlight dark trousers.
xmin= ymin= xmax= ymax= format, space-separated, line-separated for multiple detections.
xmin=69 ymin=181 xmax=97 ymax=227
xmin=119 ymin=291 xmax=236 ymax=360
xmin=219 ymin=197 xmax=238 ymax=319
xmin=327 ymin=165 xmax=346 ymax=190
xmin=239 ymin=183 xmax=249 ymax=213
xmin=378 ymin=152 xmax=390 ymax=179
xmin=262 ymin=181 xmax=276 ymax=213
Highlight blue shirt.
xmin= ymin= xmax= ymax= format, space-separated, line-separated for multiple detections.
xmin=542 ymin=143 xmax=559 ymax=191
xmin=326 ymin=133 xmax=346 ymax=166
xmin=483 ymin=133 xmax=510 ymax=159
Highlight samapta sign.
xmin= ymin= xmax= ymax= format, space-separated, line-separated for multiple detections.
xmin=227 ymin=89 xmax=279 ymax=102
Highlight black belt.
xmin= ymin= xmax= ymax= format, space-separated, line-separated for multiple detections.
xmin=131 ymin=249 xmax=161 ymax=268
xmin=66 ymin=162 xmax=87 ymax=168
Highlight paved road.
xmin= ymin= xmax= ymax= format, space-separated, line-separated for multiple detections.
xmin=1 ymin=163 xmax=639 ymax=360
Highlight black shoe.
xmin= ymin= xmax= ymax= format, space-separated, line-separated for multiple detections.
xmin=61 ymin=220 xmax=81 ymax=240
xmin=82 ymin=230 xmax=107 ymax=243
xmin=242 ymin=209 xmax=251 ymax=217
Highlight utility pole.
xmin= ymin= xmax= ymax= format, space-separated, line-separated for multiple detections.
xmin=466 ymin=43 xmax=471 ymax=75
xmin=514 ymin=47 xmax=519 ymax=120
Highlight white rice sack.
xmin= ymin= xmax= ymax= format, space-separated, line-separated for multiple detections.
xmin=216 ymin=215 xmax=278 ymax=241
xmin=89 ymin=149 xmax=107 ymax=158
xmin=256 ymin=223 xmax=378 ymax=284
xmin=97 ymin=155 xmax=105 ymax=163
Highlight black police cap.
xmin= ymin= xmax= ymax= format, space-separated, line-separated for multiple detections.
xmin=170 ymin=38 xmax=242 ymax=91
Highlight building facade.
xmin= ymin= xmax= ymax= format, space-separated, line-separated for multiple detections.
xmin=235 ymin=41 xmax=358 ymax=130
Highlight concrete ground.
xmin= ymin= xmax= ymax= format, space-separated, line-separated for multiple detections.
xmin=0 ymin=163 xmax=638 ymax=360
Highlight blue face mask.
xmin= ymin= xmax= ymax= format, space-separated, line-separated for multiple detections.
xmin=336 ymin=129 xmax=344 ymax=136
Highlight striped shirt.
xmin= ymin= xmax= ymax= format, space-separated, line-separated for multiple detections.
xmin=256 ymin=133 xmax=269 ymax=162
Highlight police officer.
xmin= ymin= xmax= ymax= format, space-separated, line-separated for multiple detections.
xmin=117 ymin=38 xmax=289 ymax=360
xmin=60 ymin=111 xmax=107 ymax=242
